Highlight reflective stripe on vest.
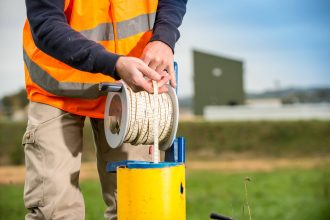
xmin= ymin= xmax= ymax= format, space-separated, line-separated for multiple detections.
xmin=23 ymin=50 xmax=106 ymax=99
xmin=80 ymin=13 xmax=156 ymax=41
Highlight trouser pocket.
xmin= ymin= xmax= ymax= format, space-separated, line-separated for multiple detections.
xmin=22 ymin=126 xmax=45 ymax=208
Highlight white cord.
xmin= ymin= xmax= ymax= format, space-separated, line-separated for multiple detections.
xmin=152 ymin=81 xmax=159 ymax=163
xmin=123 ymin=83 xmax=174 ymax=163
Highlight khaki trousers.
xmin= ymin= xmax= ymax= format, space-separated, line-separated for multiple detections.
xmin=23 ymin=102 xmax=152 ymax=220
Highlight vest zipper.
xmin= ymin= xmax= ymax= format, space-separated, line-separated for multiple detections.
xmin=109 ymin=1 xmax=118 ymax=54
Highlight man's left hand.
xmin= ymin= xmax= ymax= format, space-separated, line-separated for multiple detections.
xmin=141 ymin=41 xmax=176 ymax=92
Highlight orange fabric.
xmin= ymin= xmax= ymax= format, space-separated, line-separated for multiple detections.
xmin=23 ymin=23 xmax=116 ymax=83
xmin=118 ymin=31 xmax=153 ymax=56
xmin=112 ymin=0 xmax=158 ymax=22
xmin=69 ymin=0 xmax=113 ymax=31
xmin=25 ymin=64 xmax=106 ymax=118
xmin=23 ymin=0 xmax=158 ymax=118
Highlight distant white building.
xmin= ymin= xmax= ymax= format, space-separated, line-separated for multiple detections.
xmin=205 ymin=103 xmax=330 ymax=121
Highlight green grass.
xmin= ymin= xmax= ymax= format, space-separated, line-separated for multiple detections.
xmin=1 ymin=120 xmax=330 ymax=165
xmin=1 ymin=168 xmax=329 ymax=220
xmin=186 ymin=168 xmax=330 ymax=220
xmin=178 ymin=120 xmax=330 ymax=157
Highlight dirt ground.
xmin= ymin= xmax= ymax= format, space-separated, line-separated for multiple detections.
xmin=0 ymin=157 xmax=329 ymax=184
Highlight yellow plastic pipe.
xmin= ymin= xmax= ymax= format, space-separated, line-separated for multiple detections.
xmin=117 ymin=164 xmax=186 ymax=220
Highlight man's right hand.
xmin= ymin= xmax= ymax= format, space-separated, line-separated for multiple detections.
xmin=115 ymin=56 xmax=170 ymax=93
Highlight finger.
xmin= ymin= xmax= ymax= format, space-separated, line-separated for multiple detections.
xmin=138 ymin=62 xmax=161 ymax=81
xmin=158 ymin=69 xmax=166 ymax=77
xmin=155 ymin=62 xmax=166 ymax=72
xmin=136 ymin=77 xmax=153 ymax=93
xmin=158 ymin=85 xmax=168 ymax=93
xmin=147 ymin=72 xmax=170 ymax=87
xmin=167 ymin=62 xmax=176 ymax=88
xmin=128 ymin=68 xmax=153 ymax=93
xmin=126 ymin=70 xmax=143 ymax=92
xmin=151 ymin=70 xmax=166 ymax=78
xmin=157 ymin=73 xmax=171 ymax=88
xmin=148 ymin=59 xmax=161 ymax=70
xmin=155 ymin=63 xmax=167 ymax=74
xmin=141 ymin=53 xmax=151 ymax=66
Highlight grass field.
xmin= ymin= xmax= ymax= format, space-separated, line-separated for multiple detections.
xmin=1 ymin=168 xmax=329 ymax=220
xmin=1 ymin=120 xmax=329 ymax=219
xmin=1 ymin=120 xmax=330 ymax=165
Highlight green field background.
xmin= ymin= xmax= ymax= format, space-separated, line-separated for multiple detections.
xmin=1 ymin=120 xmax=330 ymax=165
xmin=1 ymin=169 xmax=329 ymax=220
xmin=0 ymin=120 xmax=329 ymax=219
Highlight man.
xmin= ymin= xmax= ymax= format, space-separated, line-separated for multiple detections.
xmin=22 ymin=0 xmax=187 ymax=219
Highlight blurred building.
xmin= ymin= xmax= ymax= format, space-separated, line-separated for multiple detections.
xmin=193 ymin=50 xmax=245 ymax=115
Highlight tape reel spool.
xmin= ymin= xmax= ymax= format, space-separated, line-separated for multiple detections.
xmin=104 ymin=81 xmax=179 ymax=151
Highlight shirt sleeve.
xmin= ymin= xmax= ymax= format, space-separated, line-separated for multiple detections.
xmin=150 ymin=0 xmax=188 ymax=52
xmin=25 ymin=0 xmax=120 ymax=79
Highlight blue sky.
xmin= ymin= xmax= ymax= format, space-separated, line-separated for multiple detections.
xmin=175 ymin=0 xmax=330 ymax=96
xmin=0 ymin=0 xmax=329 ymax=97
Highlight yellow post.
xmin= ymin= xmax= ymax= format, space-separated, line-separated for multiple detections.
xmin=117 ymin=164 xmax=186 ymax=220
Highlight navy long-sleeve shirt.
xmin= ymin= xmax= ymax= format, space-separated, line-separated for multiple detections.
xmin=25 ymin=0 xmax=187 ymax=79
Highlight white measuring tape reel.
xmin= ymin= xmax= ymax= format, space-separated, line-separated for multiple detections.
xmin=101 ymin=81 xmax=179 ymax=152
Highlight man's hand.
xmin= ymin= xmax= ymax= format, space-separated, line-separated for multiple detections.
xmin=141 ymin=41 xmax=176 ymax=89
xmin=115 ymin=56 xmax=168 ymax=93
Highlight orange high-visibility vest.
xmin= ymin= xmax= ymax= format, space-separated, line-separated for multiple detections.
xmin=23 ymin=0 xmax=158 ymax=118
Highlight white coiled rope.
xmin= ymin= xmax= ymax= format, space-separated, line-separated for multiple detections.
xmin=124 ymin=82 xmax=173 ymax=163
